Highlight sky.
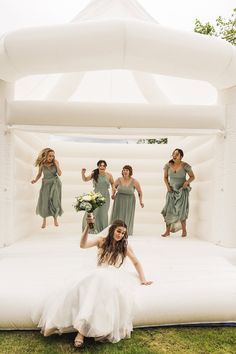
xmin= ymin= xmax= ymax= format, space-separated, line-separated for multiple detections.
xmin=0 ymin=0 xmax=235 ymax=33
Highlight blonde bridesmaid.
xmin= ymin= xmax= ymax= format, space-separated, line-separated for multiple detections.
xmin=31 ymin=148 xmax=63 ymax=228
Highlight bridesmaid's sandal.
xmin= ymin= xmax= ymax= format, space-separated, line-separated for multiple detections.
xmin=181 ymin=233 xmax=187 ymax=237
xmin=74 ymin=333 xmax=84 ymax=348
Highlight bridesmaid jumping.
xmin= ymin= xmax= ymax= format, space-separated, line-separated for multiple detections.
xmin=81 ymin=160 xmax=115 ymax=233
xmin=110 ymin=165 xmax=144 ymax=235
xmin=31 ymin=148 xmax=63 ymax=228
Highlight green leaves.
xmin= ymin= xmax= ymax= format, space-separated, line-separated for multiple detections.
xmin=194 ymin=8 xmax=236 ymax=45
xmin=136 ymin=138 xmax=168 ymax=144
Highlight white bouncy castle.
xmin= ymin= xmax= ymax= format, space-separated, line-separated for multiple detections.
xmin=0 ymin=0 xmax=236 ymax=329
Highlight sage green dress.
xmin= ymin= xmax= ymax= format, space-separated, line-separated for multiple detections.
xmin=161 ymin=162 xmax=192 ymax=232
xmin=110 ymin=178 xmax=135 ymax=235
xmin=82 ymin=174 xmax=110 ymax=233
xmin=36 ymin=165 xmax=63 ymax=218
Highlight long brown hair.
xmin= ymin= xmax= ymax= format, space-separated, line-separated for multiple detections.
xmin=169 ymin=148 xmax=184 ymax=164
xmin=98 ymin=220 xmax=128 ymax=267
xmin=93 ymin=160 xmax=107 ymax=182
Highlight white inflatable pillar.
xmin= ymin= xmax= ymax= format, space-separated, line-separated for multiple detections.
xmin=0 ymin=80 xmax=14 ymax=247
xmin=216 ymin=86 xmax=236 ymax=247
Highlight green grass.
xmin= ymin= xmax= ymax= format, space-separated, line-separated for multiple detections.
xmin=0 ymin=326 xmax=236 ymax=354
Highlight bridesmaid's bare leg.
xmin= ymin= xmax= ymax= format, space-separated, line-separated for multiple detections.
xmin=161 ymin=224 xmax=171 ymax=237
xmin=74 ymin=332 xmax=84 ymax=348
xmin=54 ymin=217 xmax=59 ymax=227
xmin=181 ymin=220 xmax=187 ymax=237
xmin=41 ymin=218 xmax=46 ymax=229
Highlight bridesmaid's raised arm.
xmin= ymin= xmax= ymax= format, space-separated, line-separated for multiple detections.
xmin=81 ymin=168 xmax=93 ymax=182
xmin=54 ymin=159 xmax=62 ymax=176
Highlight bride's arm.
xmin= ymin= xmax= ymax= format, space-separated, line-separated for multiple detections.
xmin=127 ymin=245 xmax=152 ymax=285
xmin=80 ymin=217 xmax=102 ymax=248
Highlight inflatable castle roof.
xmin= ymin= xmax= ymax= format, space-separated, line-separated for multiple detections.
xmin=0 ymin=0 xmax=235 ymax=90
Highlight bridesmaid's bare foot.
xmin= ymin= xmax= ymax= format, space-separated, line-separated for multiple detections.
xmin=54 ymin=218 xmax=59 ymax=227
xmin=41 ymin=219 xmax=46 ymax=229
xmin=161 ymin=232 xmax=170 ymax=237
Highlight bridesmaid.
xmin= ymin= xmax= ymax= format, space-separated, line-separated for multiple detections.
xmin=161 ymin=148 xmax=195 ymax=237
xmin=81 ymin=160 xmax=115 ymax=233
xmin=31 ymin=148 xmax=63 ymax=228
xmin=110 ymin=165 xmax=144 ymax=235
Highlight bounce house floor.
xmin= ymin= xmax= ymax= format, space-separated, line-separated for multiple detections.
xmin=0 ymin=225 xmax=236 ymax=330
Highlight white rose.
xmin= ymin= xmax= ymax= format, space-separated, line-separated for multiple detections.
xmin=83 ymin=195 xmax=92 ymax=202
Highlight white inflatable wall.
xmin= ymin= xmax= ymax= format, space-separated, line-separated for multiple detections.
xmin=4 ymin=129 xmax=218 ymax=243
xmin=1 ymin=91 xmax=236 ymax=248
xmin=13 ymin=130 xmax=44 ymax=242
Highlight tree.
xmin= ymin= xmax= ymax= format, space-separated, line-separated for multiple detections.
xmin=136 ymin=138 xmax=168 ymax=144
xmin=194 ymin=8 xmax=236 ymax=45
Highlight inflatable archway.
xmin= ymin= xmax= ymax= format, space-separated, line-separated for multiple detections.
xmin=0 ymin=20 xmax=235 ymax=87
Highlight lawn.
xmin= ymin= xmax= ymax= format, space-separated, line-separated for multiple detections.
xmin=0 ymin=326 xmax=235 ymax=354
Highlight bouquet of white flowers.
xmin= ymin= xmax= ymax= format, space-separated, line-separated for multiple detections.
xmin=74 ymin=191 xmax=106 ymax=229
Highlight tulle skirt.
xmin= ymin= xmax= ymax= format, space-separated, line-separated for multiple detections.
xmin=38 ymin=266 xmax=137 ymax=343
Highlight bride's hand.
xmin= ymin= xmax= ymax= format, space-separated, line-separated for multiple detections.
xmin=86 ymin=215 xmax=95 ymax=225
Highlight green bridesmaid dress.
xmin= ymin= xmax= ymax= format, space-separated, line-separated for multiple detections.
xmin=36 ymin=165 xmax=63 ymax=218
xmin=82 ymin=174 xmax=110 ymax=233
xmin=110 ymin=178 xmax=135 ymax=235
xmin=161 ymin=162 xmax=192 ymax=232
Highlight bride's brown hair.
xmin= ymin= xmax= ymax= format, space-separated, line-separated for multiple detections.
xmin=98 ymin=220 xmax=128 ymax=267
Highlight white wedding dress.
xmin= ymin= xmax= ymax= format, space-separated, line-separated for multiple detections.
xmin=38 ymin=257 xmax=138 ymax=343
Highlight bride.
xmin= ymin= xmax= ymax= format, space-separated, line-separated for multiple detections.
xmin=38 ymin=217 xmax=152 ymax=348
